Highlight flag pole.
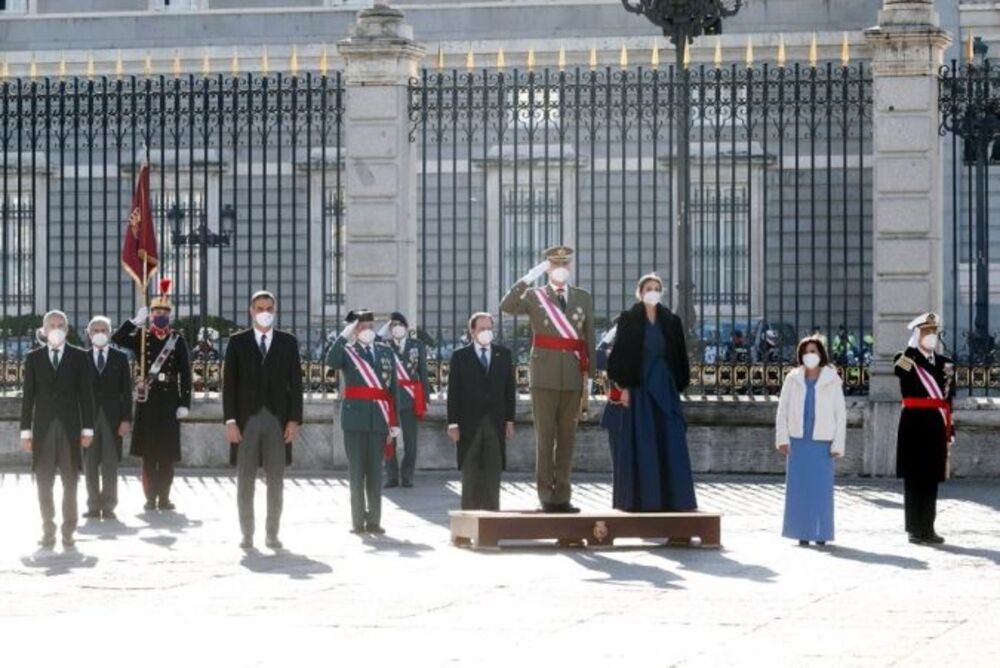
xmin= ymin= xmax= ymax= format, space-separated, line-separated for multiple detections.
xmin=140 ymin=255 xmax=148 ymax=383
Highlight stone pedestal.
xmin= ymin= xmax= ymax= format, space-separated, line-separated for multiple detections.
xmin=863 ymin=0 xmax=951 ymax=475
xmin=337 ymin=3 xmax=425 ymax=319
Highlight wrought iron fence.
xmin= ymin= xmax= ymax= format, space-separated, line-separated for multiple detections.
xmin=410 ymin=61 xmax=873 ymax=396
xmin=0 ymin=71 xmax=346 ymax=393
xmin=940 ymin=56 xmax=1000 ymax=396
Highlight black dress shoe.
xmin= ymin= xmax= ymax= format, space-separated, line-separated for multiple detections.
xmin=158 ymin=500 xmax=176 ymax=511
xmin=816 ymin=541 xmax=827 ymax=546
xmin=38 ymin=536 xmax=56 ymax=550
xmin=908 ymin=533 xmax=926 ymax=544
xmin=401 ymin=481 xmax=414 ymax=489
xmin=239 ymin=536 xmax=253 ymax=550
xmin=551 ymin=503 xmax=580 ymax=514
xmin=102 ymin=510 xmax=117 ymax=521
xmin=82 ymin=510 xmax=101 ymax=520
xmin=265 ymin=535 xmax=283 ymax=550
xmin=366 ymin=525 xmax=386 ymax=535
xmin=384 ymin=479 xmax=400 ymax=489
xmin=349 ymin=527 xmax=364 ymax=535
xmin=924 ymin=532 xmax=945 ymax=545
xmin=798 ymin=540 xmax=809 ymax=547
xmin=143 ymin=500 xmax=157 ymax=511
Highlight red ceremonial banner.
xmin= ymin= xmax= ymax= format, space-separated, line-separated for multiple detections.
xmin=122 ymin=162 xmax=158 ymax=288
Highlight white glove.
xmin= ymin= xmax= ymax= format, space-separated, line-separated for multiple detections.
xmin=521 ymin=260 xmax=550 ymax=284
xmin=176 ymin=407 xmax=189 ymax=420
xmin=390 ymin=426 xmax=401 ymax=439
xmin=376 ymin=321 xmax=390 ymax=340
xmin=339 ymin=320 xmax=358 ymax=341
xmin=600 ymin=324 xmax=618 ymax=346
xmin=132 ymin=306 xmax=149 ymax=326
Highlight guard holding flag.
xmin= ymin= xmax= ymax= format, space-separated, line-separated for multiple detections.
xmin=113 ymin=278 xmax=192 ymax=511
xmin=380 ymin=311 xmax=430 ymax=489
xmin=894 ymin=312 xmax=955 ymax=545
xmin=328 ymin=310 xmax=401 ymax=534
xmin=500 ymin=245 xmax=595 ymax=513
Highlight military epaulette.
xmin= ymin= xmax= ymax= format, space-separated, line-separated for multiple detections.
xmin=894 ymin=354 xmax=914 ymax=372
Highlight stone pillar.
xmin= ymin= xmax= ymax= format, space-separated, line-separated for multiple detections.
xmin=337 ymin=3 xmax=425 ymax=319
xmin=863 ymin=0 xmax=951 ymax=475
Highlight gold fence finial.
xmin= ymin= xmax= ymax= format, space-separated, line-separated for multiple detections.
xmin=809 ymin=33 xmax=818 ymax=69
xmin=620 ymin=44 xmax=628 ymax=70
xmin=290 ymin=45 xmax=299 ymax=76
xmin=589 ymin=45 xmax=598 ymax=71
xmin=466 ymin=44 xmax=475 ymax=71
xmin=115 ymin=50 xmax=124 ymax=79
xmin=527 ymin=47 xmax=535 ymax=73
xmin=319 ymin=45 xmax=328 ymax=77
xmin=497 ymin=47 xmax=505 ymax=69
xmin=558 ymin=45 xmax=566 ymax=72
xmin=714 ymin=37 xmax=722 ymax=69
xmin=777 ymin=34 xmax=786 ymax=69
xmin=172 ymin=50 xmax=181 ymax=78
xmin=261 ymin=46 xmax=270 ymax=75
xmin=683 ymin=41 xmax=691 ymax=69
xmin=745 ymin=36 xmax=754 ymax=68
xmin=841 ymin=32 xmax=851 ymax=67
xmin=144 ymin=52 xmax=152 ymax=78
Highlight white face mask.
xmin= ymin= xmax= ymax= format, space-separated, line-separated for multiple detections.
xmin=475 ymin=330 xmax=494 ymax=347
xmin=550 ymin=266 xmax=570 ymax=284
xmin=357 ymin=328 xmax=376 ymax=345
xmin=802 ymin=353 xmax=821 ymax=370
xmin=391 ymin=325 xmax=408 ymax=340
xmin=46 ymin=328 xmax=67 ymax=348
xmin=90 ymin=332 xmax=109 ymax=348
xmin=254 ymin=311 xmax=275 ymax=329
xmin=642 ymin=291 xmax=663 ymax=306
xmin=920 ymin=333 xmax=938 ymax=351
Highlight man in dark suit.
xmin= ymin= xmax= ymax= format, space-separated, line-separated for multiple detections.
xmin=446 ymin=312 xmax=516 ymax=511
xmin=20 ymin=310 xmax=95 ymax=549
xmin=224 ymin=290 xmax=304 ymax=550
xmin=82 ymin=316 xmax=132 ymax=521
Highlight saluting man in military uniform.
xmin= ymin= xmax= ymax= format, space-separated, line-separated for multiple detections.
xmin=328 ymin=310 xmax=402 ymax=534
xmin=113 ymin=278 xmax=192 ymax=511
xmin=380 ymin=311 xmax=430 ymax=489
xmin=500 ymin=245 xmax=595 ymax=513
xmin=893 ymin=312 xmax=955 ymax=545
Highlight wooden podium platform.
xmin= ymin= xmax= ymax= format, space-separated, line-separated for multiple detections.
xmin=449 ymin=510 xmax=722 ymax=550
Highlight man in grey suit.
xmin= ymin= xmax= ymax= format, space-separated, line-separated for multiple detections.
xmin=20 ymin=310 xmax=95 ymax=549
xmin=224 ymin=291 xmax=304 ymax=551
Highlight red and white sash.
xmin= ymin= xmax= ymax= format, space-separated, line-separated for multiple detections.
xmin=392 ymin=349 xmax=427 ymax=419
xmin=343 ymin=345 xmax=394 ymax=432
xmin=533 ymin=287 xmax=585 ymax=368
xmin=913 ymin=362 xmax=949 ymax=429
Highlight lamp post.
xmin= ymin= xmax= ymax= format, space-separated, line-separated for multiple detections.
xmin=621 ymin=0 xmax=745 ymax=340
xmin=941 ymin=37 xmax=998 ymax=361
xmin=170 ymin=202 xmax=234 ymax=335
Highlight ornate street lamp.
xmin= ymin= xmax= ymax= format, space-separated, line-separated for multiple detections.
xmin=621 ymin=0 xmax=746 ymax=341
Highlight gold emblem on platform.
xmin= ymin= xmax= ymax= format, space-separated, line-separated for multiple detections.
xmin=592 ymin=521 xmax=609 ymax=542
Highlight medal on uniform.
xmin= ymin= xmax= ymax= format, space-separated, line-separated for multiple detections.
xmin=158 ymin=372 xmax=166 ymax=381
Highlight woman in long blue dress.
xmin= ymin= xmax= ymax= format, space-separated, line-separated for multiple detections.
xmin=775 ymin=336 xmax=847 ymax=546
xmin=606 ymin=273 xmax=697 ymax=512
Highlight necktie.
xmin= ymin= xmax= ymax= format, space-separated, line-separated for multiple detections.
xmin=51 ymin=349 xmax=60 ymax=370
xmin=97 ymin=349 xmax=106 ymax=373
xmin=557 ymin=289 xmax=567 ymax=311
xmin=479 ymin=347 xmax=489 ymax=371
xmin=260 ymin=334 xmax=268 ymax=359
xmin=363 ymin=346 xmax=375 ymax=367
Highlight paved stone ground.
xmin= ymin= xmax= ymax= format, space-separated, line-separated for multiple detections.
xmin=1 ymin=469 xmax=998 ymax=667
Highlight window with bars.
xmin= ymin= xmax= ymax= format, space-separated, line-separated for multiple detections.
xmin=0 ymin=194 xmax=34 ymax=308
xmin=691 ymin=187 xmax=750 ymax=305
xmin=324 ymin=188 xmax=345 ymax=305
xmin=501 ymin=185 xmax=563 ymax=288
xmin=0 ymin=1 xmax=29 ymax=14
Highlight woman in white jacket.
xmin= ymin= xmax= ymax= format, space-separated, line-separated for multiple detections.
xmin=775 ymin=336 xmax=847 ymax=546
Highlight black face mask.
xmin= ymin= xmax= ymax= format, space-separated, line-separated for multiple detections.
xmin=152 ymin=315 xmax=170 ymax=329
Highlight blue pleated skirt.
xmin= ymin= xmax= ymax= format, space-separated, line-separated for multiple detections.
xmin=782 ymin=437 xmax=835 ymax=542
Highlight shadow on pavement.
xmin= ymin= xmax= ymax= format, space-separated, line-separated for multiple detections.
xmin=20 ymin=548 xmax=99 ymax=576
xmin=655 ymin=548 xmax=780 ymax=583
xmin=76 ymin=518 xmax=141 ymax=541
xmin=135 ymin=510 xmax=204 ymax=534
xmin=930 ymin=543 xmax=1000 ymax=565
xmin=564 ymin=550 xmax=684 ymax=589
xmin=239 ymin=549 xmax=334 ymax=580
xmin=361 ymin=533 xmax=434 ymax=557
xmin=816 ymin=544 xmax=928 ymax=570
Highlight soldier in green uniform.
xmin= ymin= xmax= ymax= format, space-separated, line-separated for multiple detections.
xmin=328 ymin=310 xmax=401 ymax=534
xmin=380 ymin=311 xmax=430 ymax=489
xmin=500 ymin=245 xmax=595 ymax=513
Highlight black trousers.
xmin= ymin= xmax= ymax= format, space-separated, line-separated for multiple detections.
xmin=142 ymin=457 xmax=175 ymax=503
xmin=903 ymin=477 xmax=939 ymax=537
